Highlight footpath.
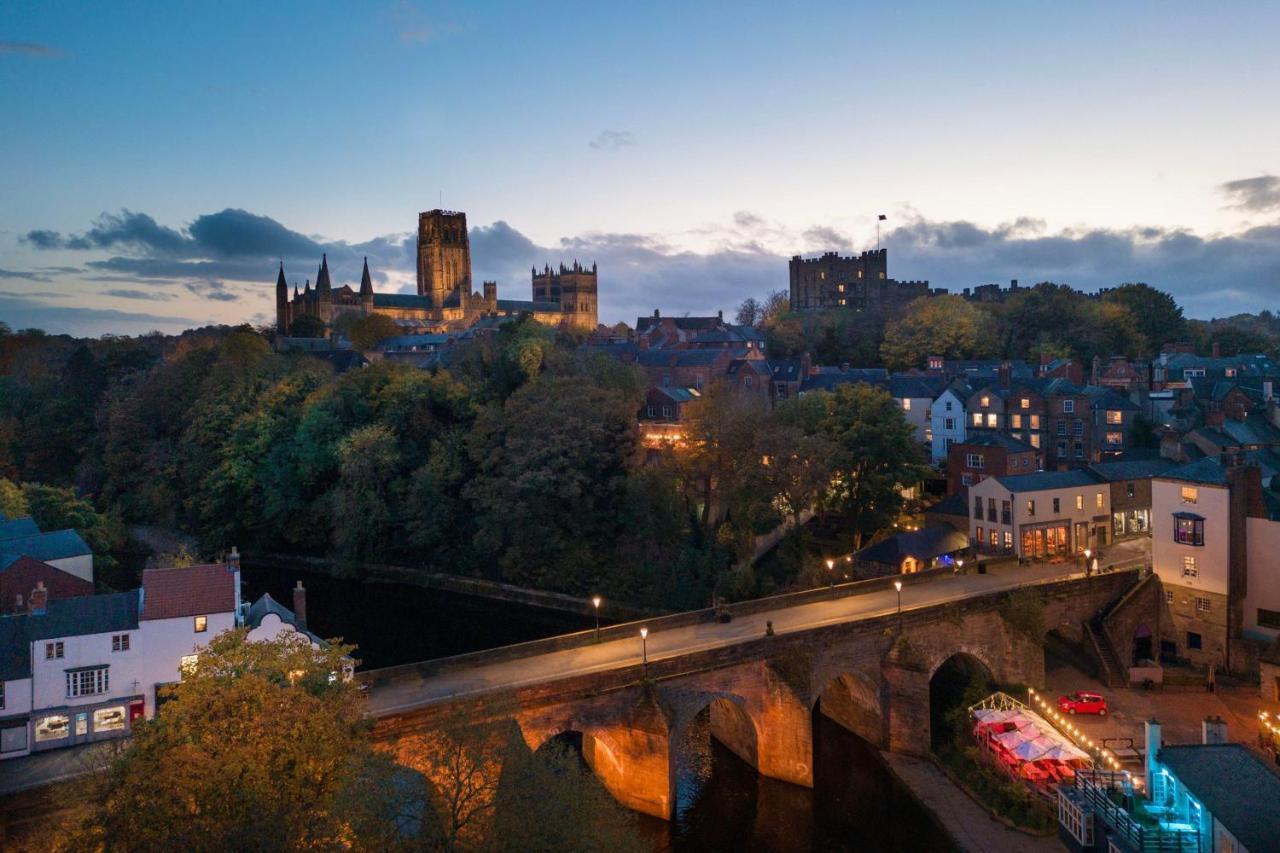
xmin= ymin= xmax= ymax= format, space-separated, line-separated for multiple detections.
xmin=881 ymin=752 xmax=1061 ymax=853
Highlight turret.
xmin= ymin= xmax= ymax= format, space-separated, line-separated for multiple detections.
xmin=316 ymin=254 xmax=332 ymax=299
xmin=359 ymin=256 xmax=374 ymax=313
xmin=275 ymin=262 xmax=289 ymax=334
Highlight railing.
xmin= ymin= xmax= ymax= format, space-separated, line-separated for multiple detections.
xmin=1074 ymin=772 xmax=1200 ymax=852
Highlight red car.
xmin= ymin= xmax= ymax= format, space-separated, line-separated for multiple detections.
xmin=1058 ymin=691 xmax=1108 ymax=715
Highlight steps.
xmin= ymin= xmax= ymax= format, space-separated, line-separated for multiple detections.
xmin=1085 ymin=620 xmax=1124 ymax=688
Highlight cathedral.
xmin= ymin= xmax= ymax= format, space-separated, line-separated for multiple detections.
xmin=276 ymin=209 xmax=599 ymax=335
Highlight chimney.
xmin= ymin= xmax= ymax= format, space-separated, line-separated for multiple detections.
xmin=293 ymin=581 xmax=307 ymax=631
xmin=227 ymin=546 xmax=240 ymax=571
xmin=998 ymin=362 xmax=1011 ymax=388
xmin=28 ymin=581 xmax=47 ymax=615
xmin=1212 ymin=342 xmax=1221 ymax=358
xmin=1201 ymin=715 xmax=1228 ymax=744
xmin=1143 ymin=719 xmax=1162 ymax=795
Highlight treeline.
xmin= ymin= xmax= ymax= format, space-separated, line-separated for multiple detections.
xmin=0 ymin=317 xmax=925 ymax=608
xmin=760 ymin=282 xmax=1278 ymax=370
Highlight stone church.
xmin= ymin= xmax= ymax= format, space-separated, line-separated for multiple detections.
xmin=276 ymin=209 xmax=598 ymax=334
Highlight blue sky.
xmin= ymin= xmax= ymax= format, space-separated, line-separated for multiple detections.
xmin=2 ymin=1 xmax=1279 ymax=335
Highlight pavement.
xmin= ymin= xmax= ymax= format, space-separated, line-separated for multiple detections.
xmin=0 ymin=741 xmax=115 ymax=796
xmin=368 ymin=537 xmax=1153 ymax=716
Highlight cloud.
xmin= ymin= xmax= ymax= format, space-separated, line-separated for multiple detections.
xmin=183 ymin=280 xmax=240 ymax=302
xmin=0 ymin=295 xmax=198 ymax=337
xmin=102 ymin=289 xmax=177 ymax=302
xmin=0 ymin=268 xmax=52 ymax=282
xmin=588 ymin=130 xmax=635 ymax=151
xmin=1221 ymin=175 xmax=1280 ymax=213
xmin=0 ymin=42 xmax=64 ymax=58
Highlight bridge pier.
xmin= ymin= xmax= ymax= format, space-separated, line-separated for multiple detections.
xmin=750 ymin=666 xmax=813 ymax=788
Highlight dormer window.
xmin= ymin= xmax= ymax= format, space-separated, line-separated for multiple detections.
xmin=1020 ymin=398 xmax=1030 ymax=409
xmin=981 ymin=396 xmax=990 ymax=407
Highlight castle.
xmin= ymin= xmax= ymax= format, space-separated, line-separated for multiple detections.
xmin=788 ymin=248 xmax=937 ymax=312
xmin=276 ymin=209 xmax=598 ymax=335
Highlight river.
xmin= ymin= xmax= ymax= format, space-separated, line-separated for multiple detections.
xmin=242 ymin=561 xmax=955 ymax=852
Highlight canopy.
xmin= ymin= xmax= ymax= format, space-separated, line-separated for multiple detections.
xmin=994 ymin=728 xmax=1036 ymax=749
xmin=973 ymin=708 xmax=1016 ymax=724
xmin=1004 ymin=713 xmax=1039 ymax=730
xmin=1011 ymin=736 xmax=1057 ymax=761
xmin=1037 ymin=743 xmax=1090 ymax=762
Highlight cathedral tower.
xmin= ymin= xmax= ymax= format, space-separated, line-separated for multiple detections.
xmin=416 ymin=209 xmax=472 ymax=308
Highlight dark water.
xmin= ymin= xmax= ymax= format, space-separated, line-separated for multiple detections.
xmin=241 ymin=562 xmax=955 ymax=851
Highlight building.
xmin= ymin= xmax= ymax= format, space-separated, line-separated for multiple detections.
xmin=887 ymin=375 xmax=944 ymax=445
xmin=852 ymin=526 xmax=968 ymax=576
xmin=930 ymin=382 xmax=970 ymax=465
xmin=276 ymin=209 xmax=598 ymax=335
xmin=788 ymin=249 xmax=933 ymax=312
xmin=947 ymin=432 xmax=1041 ymax=493
xmin=969 ymin=470 xmax=1110 ymax=559
xmin=1086 ymin=458 xmax=1176 ymax=540
xmin=1058 ymin=719 xmax=1280 ymax=853
xmin=2 ymin=558 xmax=93 ymax=614
xmin=1149 ymin=456 xmax=1280 ymax=674
xmin=0 ymin=518 xmax=94 ymax=585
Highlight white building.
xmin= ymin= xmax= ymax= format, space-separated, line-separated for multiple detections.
xmin=887 ymin=376 xmax=943 ymax=446
xmin=968 ymin=469 xmax=1111 ymax=559
xmin=930 ymin=385 xmax=968 ymax=465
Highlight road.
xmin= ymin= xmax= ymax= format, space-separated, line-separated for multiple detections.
xmin=367 ymin=537 xmax=1152 ymax=716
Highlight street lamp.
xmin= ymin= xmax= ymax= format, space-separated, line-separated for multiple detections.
xmin=1084 ymin=548 xmax=1092 ymax=577
xmin=640 ymin=626 xmax=649 ymax=673
xmin=592 ymin=595 xmax=602 ymax=641
xmin=894 ymin=579 xmax=903 ymax=631
xmin=826 ymin=558 xmax=836 ymax=599
xmin=956 ymin=558 xmax=964 ymax=576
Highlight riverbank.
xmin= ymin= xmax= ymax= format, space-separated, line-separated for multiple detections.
xmin=880 ymin=752 xmax=1061 ymax=853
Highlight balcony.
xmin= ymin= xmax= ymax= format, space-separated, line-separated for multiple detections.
xmin=1060 ymin=771 xmax=1200 ymax=853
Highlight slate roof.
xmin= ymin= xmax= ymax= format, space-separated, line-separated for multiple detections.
xmin=141 ymin=564 xmax=237 ymax=620
xmin=800 ymin=367 xmax=889 ymax=393
xmin=887 ymin=375 xmax=945 ymax=399
xmin=23 ymin=590 xmax=140 ymax=641
xmin=925 ymin=491 xmax=970 ymax=518
xmin=767 ymin=360 xmax=804 ymax=383
xmin=635 ymin=349 xmax=725 ymax=368
xmin=0 ymin=529 xmax=91 ymax=564
xmin=957 ymin=431 xmax=1036 ymax=452
xmin=856 ymin=526 xmax=969 ymax=565
xmin=1159 ymin=457 xmax=1230 ymax=486
xmin=1090 ymin=391 xmax=1139 ymax=412
xmin=1086 ymin=458 xmax=1178 ymax=482
xmin=372 ymin=293 xmax=434 ymax=310
xmin=946 ymin=359 xmax=1034 ymax=378
xmin=496 ymin=299 xmax=561 ymax=313
xmin=378 ymin=334 xmax=451 ymax=351
xmin=1156 ymin=744 xmax=1280 ymax=853
xmin=635 ymin=315 xmax=725 ymax=333
xmin=651 ymin=386 xmax=700 ymax=403
xmin=990 ymin=470 xmax=1103 ymax=492
xmin=0 ymin=517 xmax=40 ymax=540
xmin=245 ymin=592 xmax=323 ymax=645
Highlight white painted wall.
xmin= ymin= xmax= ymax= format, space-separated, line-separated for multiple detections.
xmin=970 ymin=476 xmax=1111 ymax=556
xmin=931 ymin=389 xmax=966 ymax=465
xmin=135 ymin=611 xmax=237 ymax=712
xmin=1151 ymin=479 xmax=1230 ymax=598
xmin=246 ymin=612 xmax=315 ymax=647
xmin=1245 ymin=517 xmax=1280 ymax=642
xmin=47 ymin=554 xmax=93 ymax=584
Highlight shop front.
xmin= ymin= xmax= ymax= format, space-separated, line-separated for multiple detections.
xmin=1021 ymin=522 xmax=1070 ymax=558
xmin=30 ymin=695 xmax=144 ymax=753
xmin=1112 ymin=507 xmax=1150 ymax=538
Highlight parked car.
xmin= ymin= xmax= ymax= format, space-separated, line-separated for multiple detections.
xmin=1058 ymin=691 xmax=1108 ymax=715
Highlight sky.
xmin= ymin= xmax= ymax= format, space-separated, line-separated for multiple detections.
xmin=2 ymin=1 xmax=1279 ymax=336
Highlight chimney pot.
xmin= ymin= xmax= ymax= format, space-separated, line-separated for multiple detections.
xmin=228 ymin=546 xmax=240 ymax=570
xmin=28 ymin=583 xmax=48 ymax=615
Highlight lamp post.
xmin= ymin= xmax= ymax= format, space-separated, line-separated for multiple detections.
xmin=1084 ymin=548 xmax=1092 ymax=577
xmin=956 ymin=558 xmax=964 ymax=576
xmin=592 ymin=595 xmax=602 ymax=641
xmin=640 ymin=627 xmax=649 ymax=674
xmin=894 ymin=579 xmax=903 ymax=631
xmin=826 ymin=558 xmax=835 ymax=599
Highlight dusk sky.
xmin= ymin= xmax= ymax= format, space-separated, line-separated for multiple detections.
xmin=2 ymin=1 xmax=1279 ymax=336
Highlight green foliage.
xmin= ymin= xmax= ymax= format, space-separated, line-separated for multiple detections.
xmin=347 ymin=313 xmax=402 ymax=351
xmin=288 ymin=313 xmax=328 ymax=338
xmin=0 ymin=477 xmax=26 ymax=518
xmin=880 ymin=294 xmax=997 ymax=371
xmin=998 ymin=588 xmax=1046 ymax=639
xmin=22 ymin=482 xmax=126 ymax=576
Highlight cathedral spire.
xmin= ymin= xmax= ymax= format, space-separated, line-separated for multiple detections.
xmin=316 ymin=254 xmax=332 ymax=296
xmin=359 ymin=256 xmax=373 ymax=296
xmin=276 ymin=261 xmax=287 ymax=292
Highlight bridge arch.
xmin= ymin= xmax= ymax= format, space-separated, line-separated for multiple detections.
xmin=928 ymin=651 xmax=996 ymax=750
xmin=812 ymin=670 xmax=884 ymax=747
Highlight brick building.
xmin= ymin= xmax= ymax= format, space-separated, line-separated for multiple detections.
xmin=947 ymin=432 xmax=1041 ymax=493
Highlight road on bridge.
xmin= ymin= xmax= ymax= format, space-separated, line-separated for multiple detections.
xmin=366 ymin=538 xmax=1151 ymax=716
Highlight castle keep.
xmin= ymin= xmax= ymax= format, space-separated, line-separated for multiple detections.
xmin=276 ymin=209 xmax=599 ymax=335
xmin=788 ymin=249 xmax=934 ymax=312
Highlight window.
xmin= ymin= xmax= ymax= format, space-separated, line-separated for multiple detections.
xmin=961 ymin=473 xmax=973 ymax=486
xmin=944 ymin=417 xmax=955 ymax=431
xmin=1096 ymin=492 xmax=1104 ymax=509
xmin=180 ymin=655 xmax=199 ymax=677
xmin=837 ymin=283 xmax=844 ymax=292
xmin=1184 ymin=368 xmax=1205 ymax=378
xmin=1053 ymin=497 xmax=1061 ymax=514
xmin=1057 ymin=420 xmax=1067 ymax=436
xmin=645 ymin=405 xmax=655 ymax=418
xmin=902 ymin=398 xmax=911 ymax=411
xmin=988 ymin=498 xmax=996 ymax=520
xmin=1027 ymin=499 xmax=1036 ymax=517
xmin=66 ymin=667 xmax=109 ymax=698
xmin=1258 ymin=609 xmax=1280 ymax=630
xmin=985 ymin=413 xmax=997 ymax=428
xmin=1106 ymin=410 xmax=1122 ymax=425
xmin=1003 ymin=531 xmax=1013 ymax=550
xmin=1175 ymin=515 xmax=1204 ymax=546
xmin=194 ymin=615 xmax=207 ymax=633
xmin=1020 ymin=398 xmax=1030 ymax=409
xmin=1127 ymin=482 xmax=1136 ymax=498
xmin=976 ymin=526 xmax=985 ymax=544
xmin=112 ymin=634 xmax=129 ymax=652
xmin=944 ymin=438 xmax=954 ymax=451
xmin=1010 ymin=414 xmax=1022 ymax=429
xmin=45 ymin=642 xmax=64 ymax=660
xmin=1030 ymin=434 xmax=1041 ymax=449
xmin=694 ymin=374 xmax=704 ymax=390
xmin=1181 ymin=487 xmax=1198 ymax=504
xmin=1063 ymin=400 xmax=1075 ymax=414
xmin=1072 ymin=419 xmax=1084 ymax=435
xmin=945 ymin=401 xmax=953 ymax=412
xmin=1165 ymin=590 xmax=1175 ymax=605
xmin=1195 ymin=597 xmax=1210 ymax=614
xmin=972 ymin=413 xmax=983 ymax=427
xmin=1225 ymin=367 xmax=1237 ymax=378
xmin=661 ymin=374 xmax=671 ymax=387
xmin=0 ymin=681 xmax=3 ymax=710
xmin=1076 ymin=494 xmax=1084 ymax=510
xmin=93 ymin=706 xmax=127 ymax=733
xmin=1183 ymin=555 xmax=1198 ymax=577
xmin=974 ymin=496 xmax=983 ymax=518
xmin=1074 ymin=442 xmax=1084 ymax=458
xmin=35 ymin=715 xmax=69 ymax=742
xmin=662 ymin=405 xmax=673 ymax=418
xmin=1029 ymin=415 xmax=1040 ymax=430
xmin=1002 ymin=500 xmax=1012 ymax=524
xmin=1187 ymin=632 xmax=1202 ymax=650
xmin=966 ymin=453 xmax=985 ymax=469
xmin=743 ymin=376 xmax=754 ymax=389
xmin=980 ymin=395 xmax=990 ymax=407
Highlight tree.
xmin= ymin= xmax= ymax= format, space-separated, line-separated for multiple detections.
xmin=288 ymin=313 xmax=328 ymax=338
xmin=56 ymin=631 xmax=417 ymax=852
xmin=1102 ymin=283 xmax=1187 ymax=353
xmin=760 ymin=290 xmax=790 ymax=324
xmin=735 ymin=297 xmax=762 ymax=327
xmin=0 ymin=477 xmax=25 ymax=518
xmin=880 ymin=295 xmax=997 ymax=370
xmin=803 ymin=384 xmax=927 ymax=548
xmin=22 ymin=482 xmax=126 ymax=576
xmin=331 ymin=423 xmax=400 ymax=565
xmin=348 ymin=314 xmax=402 ymax=351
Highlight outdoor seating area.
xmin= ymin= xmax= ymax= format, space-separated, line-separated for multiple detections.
xmin=969 ymin=693 xmax=1093 ymax=795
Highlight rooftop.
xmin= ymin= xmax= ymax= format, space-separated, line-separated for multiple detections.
xmin=141 ymin=563 xmax=238 ymax=621
xmin=1086 ymin=458 xmax=1178 ymax=482
xmin=1157 ymin=743 xmax=1280 ymax=853
xmin=990 ymin=469 xmax=1103 ymax=492
xmin=0 ymin=517 xmax=40 ymax=540
xmin=956 ymin=431 xmax=1036 ymax=452
xmin=856 ymin=526 xmax=969 ymax=565
xmin=0 ymin=528 xmax=92 ymax=564
xmin=1159 ymin=457 xmax=1230 ymax=486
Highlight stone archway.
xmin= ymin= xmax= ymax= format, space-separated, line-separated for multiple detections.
xmin=928 ymin=651 xmax=996 ymax=751
xmin=812 ymin=671 xmax=884 ymax=747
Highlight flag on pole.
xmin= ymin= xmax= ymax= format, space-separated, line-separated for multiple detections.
xmin=878 ymin=214 xmax=887 ymax=221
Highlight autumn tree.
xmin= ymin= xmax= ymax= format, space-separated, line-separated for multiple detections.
xmin=1102 ymin=283 xmax=1187 ymax=353
xmin=348 ymin=313 xmax=402 ymax=351
xmin=0 ymin=477 xmax=26 ymax=518
xmin=288 ymin=313 xmax=328 ymax=338
xmin=880 ymin=294 xmax=997 ymax=371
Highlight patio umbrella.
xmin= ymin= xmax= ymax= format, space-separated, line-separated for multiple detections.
xmin=1004 ymin=713 xmax=1039 ymax=730
xmin=1038 ymin=743 xmax=1089 ymax=762
xmin=1011 ymin=736 xmax=1056 ymax=761
xmin=994 ymin=728 xmax=1035 ymax=749
xmin=973 ymin=708 xmax=1013 ymax=724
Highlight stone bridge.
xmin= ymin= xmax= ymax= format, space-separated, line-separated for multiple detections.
xmin=365 ymin=569 xmax=1138 ymax=820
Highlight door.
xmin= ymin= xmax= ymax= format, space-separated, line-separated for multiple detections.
xmin=1074 ymin=522 xmax=1088 ymax=552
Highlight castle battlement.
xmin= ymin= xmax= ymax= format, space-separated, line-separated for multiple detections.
xmin=789 ymin=248 xmax=887 ymax=265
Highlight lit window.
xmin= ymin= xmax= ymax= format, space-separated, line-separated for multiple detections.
xmin=837 ymin=284 xmax=844 ymax=292
xmin=1175 ymin=515 xmax=1204 ymax=546
xmin=194 ymin=615 xmax=207 ymax=633
xmin=1106 ymin=410 xmax=1122 ymax=425
xmin=1127 ymin=482 xmax=1136 ymax=498
xmin=1096 ymin=492 xmax=1104 ymax=508
xmin=1030 ymin=434 xmax=1040 ymax=448
xmin=66 ymin=667 xmax=109 ymax=698
xmin=1003 ymin=531 xmax=1012 ymax=550
xmin=1020 ymin=398 xmax=1030 ymax=409
xmin=1010 ymin=414 xmax=1022 ymax=429
xmin=972 ymin=413 xmax=983 ymax=427
xmin=902 ymin=398 xmax=911 ymax=411
xmin=112 ymin=634 xmax=130 ymax=652
xmin=180 ymin=655 xmax=199 ymax=677
xmin=1195 ymin=597 xmax=1210 ymax=614
xmin=980 ymin=396 xmax=990 ymax=407
xmin=35 ymin=715 xmax=69 ymax=743
xmin=45 ymin=641 xmax=64 ymax=660
xmin=976 ymin=526 xmax=985 ymax=544
xmin=1027 ymin=499 xmax=1036 ymax=516
xmin=1183 ymin=556 xmax=1198 ymax=577
xmin=1030 ymin=415 xmax=1040 ymax=430
xmin=985 ymin=413 xmax=997 ymax=428
xmin=1076 ymin=495 xmax=1083 ymax=510
xmin=1181 ymin=487 xmax=1198 ymax=504
xmin=93 ymin=706 xmax=127 ymax=732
